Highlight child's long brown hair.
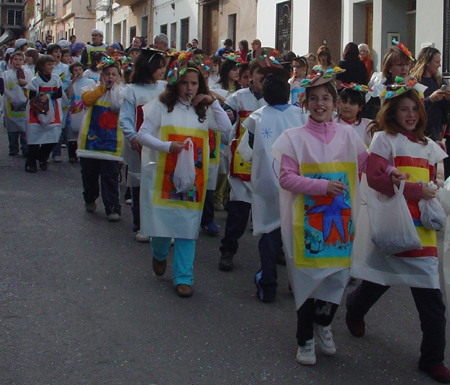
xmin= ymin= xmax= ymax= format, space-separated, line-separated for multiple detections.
xmin=159 ymin=61 xmax=208 ymax=122
xmin=368 ymin=89 xmax=428 ymax=144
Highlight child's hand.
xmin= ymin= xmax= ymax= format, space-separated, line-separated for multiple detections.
xmin=422 ymin=183 xmax=436 ymax=200
xmin=192 ymin=93 xmax=214 ymax=106
xmin=169 ymin=141 xmax=186 ymax=154
xmin=130 ymin=137 xmax=142 ymax=152
xmin=40 ymin=94 xmax=49 ymax=102
xmin=390 ymin=169 xmax=407 ymax=186
xmin=327 ymin=180 xmax=347 ymax=196
xmin=17 ymin=79 xmax=27 ymax=86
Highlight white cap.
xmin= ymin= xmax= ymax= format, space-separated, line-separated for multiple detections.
xmin=91 ymin=29 xmax=104 ymax=36
xmin=15 ymin=38 xmax=28 ymax=48
xmin=59 ymin=39 xmax=70 ymax=48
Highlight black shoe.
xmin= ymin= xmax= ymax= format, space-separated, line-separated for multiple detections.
xmin=39 ymin=161 xmax=48 ymax=171
xmin=219 ymin=251 xmax=234 ymax=271
xmin=9 ymin=152 xmax=18 ymax=156
xmin=25 ymin=159 xmax=37 ymax=173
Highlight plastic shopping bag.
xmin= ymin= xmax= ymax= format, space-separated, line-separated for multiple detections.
xmin=438 ymin=177 xmax=450 ymax=216
xmin=419 ymin=181 xmax=446 ymax=230
xmin=9 ymin=84 xmax=27 ymax=108
xmin=37 ymin=99 xmax=55 ymax=126
xmin=173 ymin=138 xmax=195 ymax=193
xmin=367 ymin=180 xmax=422 ymax=255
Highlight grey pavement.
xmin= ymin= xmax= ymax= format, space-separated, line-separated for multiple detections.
xmin=1 ymin=126 xmax=449 ymax=385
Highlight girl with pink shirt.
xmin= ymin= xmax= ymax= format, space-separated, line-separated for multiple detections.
xmin=272 ymin=70 xmax=371 ymax=366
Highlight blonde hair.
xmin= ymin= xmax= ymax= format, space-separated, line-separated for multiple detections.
xmin=410 ymin=47 xmax=441 ymax=83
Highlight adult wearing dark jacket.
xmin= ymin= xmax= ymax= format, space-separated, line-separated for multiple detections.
xmin=411 ymin=47 xmax=450 ymax=177
xmin=336 ymin=42 xmax=368 ymax=87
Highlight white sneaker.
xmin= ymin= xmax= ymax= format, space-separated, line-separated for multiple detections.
xmin=314 ymin=324 xmax=336 ymax=356
xmin=296 ymin=338 xmax=316 ymax=365
xmin=125 ymin=198 xmax=132 ymax=205
xmin=107 ymin=213 xmax=121 ymax=222
xmin=135 ymin=230 xmax=150 ymax=242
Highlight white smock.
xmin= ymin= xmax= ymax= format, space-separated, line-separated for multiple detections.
xmin=242 ymin=104 xmax=307 ymax=236
xmin=120 ymin=82 xmax=166 ymax=187
xmin=67 ymin=77 xmax=95 ymax=141
xmin=351 ymin=132 xmax=447 ymax=288
xmin=2 ymin=68 xmax=33 ymax=132
xmin=224 ymin=87 xmax=267 ymax=203
xmin=138 ymin=99 xmax=232 ymax=239
xmin=25 ymin=74 xmax=63 ymax=145
xmin=272 ymin=123 xmax=367 ymax=309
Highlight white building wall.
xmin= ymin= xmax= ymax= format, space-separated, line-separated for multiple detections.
xmin=153 ymin=0 xmax=198 ymax=51
xmin=415 ymin=0 xmax=443 ymax=54
xmin=256 ymin=0 xmax=310 ymax=54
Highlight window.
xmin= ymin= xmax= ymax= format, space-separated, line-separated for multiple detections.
xmin=180 ymin=17 xmax=189 ymax=49
xmin=130 ymin=25 xmax=136 ymax=45
xmin=7 ymin=10 xmax=22 ymax=26
xmin=444 ymin=0 xmax=450 ymax=75
xmin=142 ymin=16 xmax=148 ymax=39
xmin=227 ymin=14 xmax=236 ymax=49
xmin=160 ymin=24 xmax=168 ymax=35
xmin=171 ymin=22 xmax=176 ymax=49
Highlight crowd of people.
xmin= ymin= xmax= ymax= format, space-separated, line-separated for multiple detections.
xmin=2 ymin=29 xmax=450 ymax=383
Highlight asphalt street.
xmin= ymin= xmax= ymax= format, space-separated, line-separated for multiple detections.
xmin=1 ymin=127 xmax=450 ymax=385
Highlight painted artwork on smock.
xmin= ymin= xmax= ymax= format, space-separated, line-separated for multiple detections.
xmin=84 ymin=105 xmax=120 ymax=153
xmin=294 ymin=162 xmax=357 ymax=269
xmin=153 ymin=126 xmax=208 ymax=209
xmin=230 ymin=110 xmax=252 ymax=181
xmin=209 ymin=129 xmax=220 ymax=164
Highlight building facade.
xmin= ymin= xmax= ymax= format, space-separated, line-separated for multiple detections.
xmin=1 ymin=0 xmax=26 ymax=39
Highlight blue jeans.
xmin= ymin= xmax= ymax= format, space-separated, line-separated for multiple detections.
xmin=8 ymin=131 xmax=27 ymax=155
xmin=151 ymin=237 xmax=196 ymax=286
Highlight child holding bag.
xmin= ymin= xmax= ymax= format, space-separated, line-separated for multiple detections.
xmin=2 ymin=51 xmax=33 ymax=156
xmin=119 ymin=49 xmax=166 ymax=241
xmin=25 ymin=55 xmax=63 ymax=173
xmin=78 ymin=58 xmax=123 ymax=222
xmin=137 ymin=58 xmax=232 ymax=298
xmin=346 ymin=81 xmax=450 ymax=384
xmin=271 ymin=68 xmax=370 ymax=366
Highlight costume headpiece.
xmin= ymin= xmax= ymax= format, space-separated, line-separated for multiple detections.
xmin=166 ymin=50 xmax=200 ymax=84
xmin=342 ymin=82 xmax=372 ymax=94
xmin=380 ymin=76 xmax=426 ymax=100
xmin=300 ymin=66 xmax=345 ymax=88
xmin=392 ymin=38 xmax=415 ymax=62
xmin=96 ymin=55 xmax=122 ymax=72
xmin=15 ymin=39 xmax=28 ymax=49
xmin=191 ymin=53 xmax=212 ymax=78
xmin=254 ymin=47 xmax=289 ymax=80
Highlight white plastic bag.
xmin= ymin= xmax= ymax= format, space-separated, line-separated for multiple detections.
xmin=419 ymin=182 xmax=446 ymax=230
xmin=438 ymin=177 xmax=450 ymax=216
xmin=173 ymin=138 xmax=195 ymax=193
xmin=8 ymin=84 xmax=27 ymax=108
xmin=37 ymin=99 xmax=55 ymax=126
xmin=367 ymin=180 xmax=422 ymax=255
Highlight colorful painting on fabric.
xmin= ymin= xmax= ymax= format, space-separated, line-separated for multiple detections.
xmin=153 ymin=126 xmax=208 ymax=210
xmin=208 ymin=129 xmax=220 ymax=164
xmin=294 ymin=162 xmax=357 ymax=268
xmin=394 ymin=155 xmax=437 ymax=257
xmin=290 ymin=86 xmax=305 ymax=107
xmin=230 ymin=110 xmax=252 ymax=181
xmin=28 ymin=86 xmax=61 ymax=124
xmin=79 ymin=101 xmax=122 ymax=156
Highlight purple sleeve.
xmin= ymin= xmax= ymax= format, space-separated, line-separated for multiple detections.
xmin=279 ymin=155 xmax=329 ymax=196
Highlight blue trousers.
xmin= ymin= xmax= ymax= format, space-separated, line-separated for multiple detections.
xmin=151 ymin=237 xmax=196 ymax=286
xmin=8 ymin=131 xmax=27 ymax=155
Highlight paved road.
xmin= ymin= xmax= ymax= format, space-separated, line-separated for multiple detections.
xmin=1 ymin=128 xmax=449 ymax=384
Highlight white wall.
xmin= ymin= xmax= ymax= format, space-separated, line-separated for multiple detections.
xmin=256 ymin=0 xmax=310 ymax=55
xmin=415 ymin=0 xmax=443 ymax=54
xmin=153 ymin=0 xmax=198 ymax=50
